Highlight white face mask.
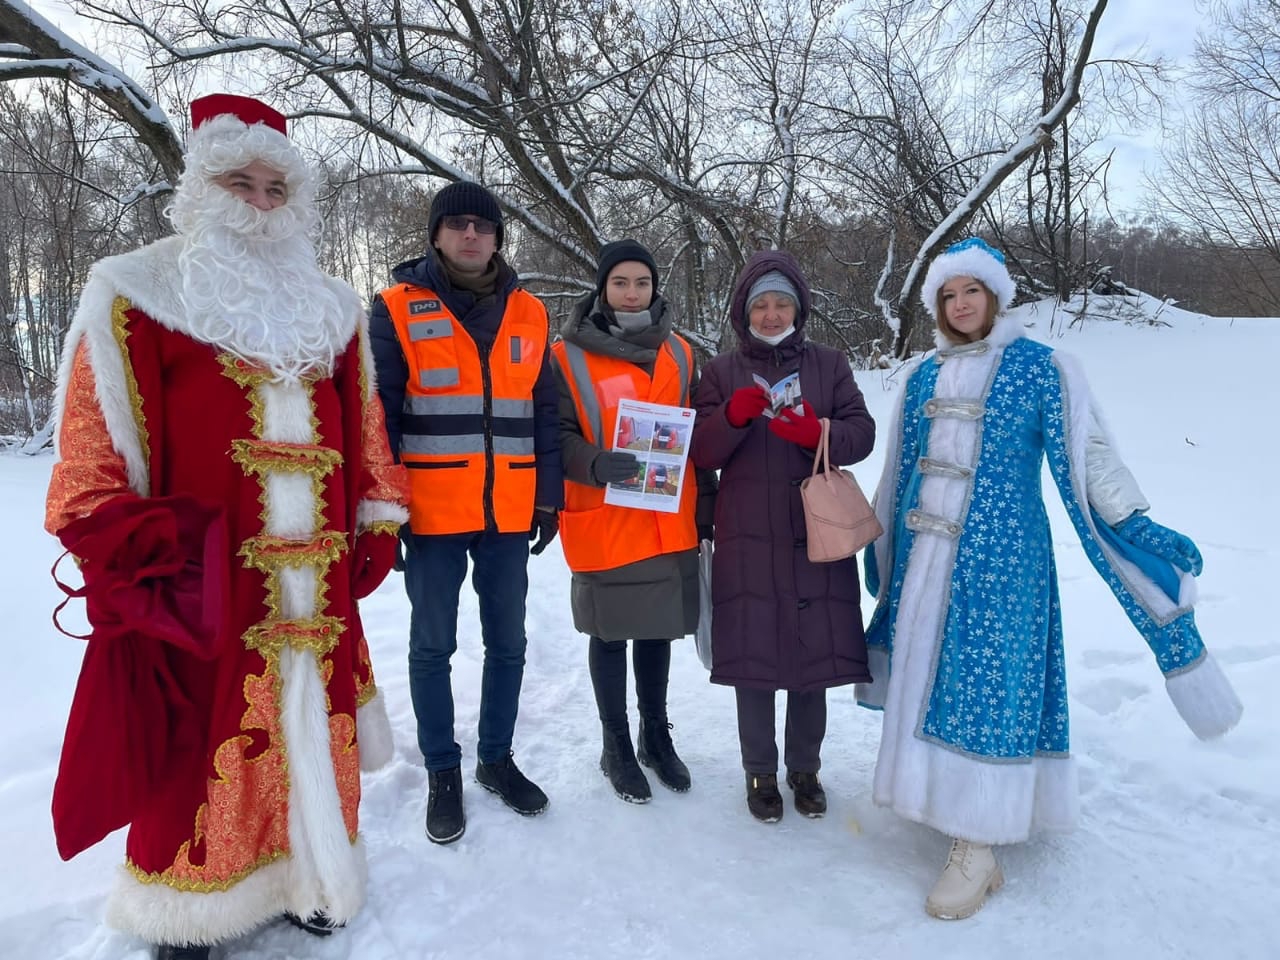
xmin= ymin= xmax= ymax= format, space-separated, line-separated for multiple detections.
xmin=749 ymin=324 xmax=795 ymax=346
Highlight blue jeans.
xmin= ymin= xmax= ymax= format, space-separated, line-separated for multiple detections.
xmin=404 ymin=531 xmax=530 ymax=771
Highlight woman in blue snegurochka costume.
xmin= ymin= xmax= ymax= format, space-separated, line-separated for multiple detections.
xmin=857 ymin=237 xmax=1243 ymax=922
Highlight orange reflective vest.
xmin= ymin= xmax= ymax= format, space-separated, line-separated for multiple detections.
xmin=552 ymin=335 xmax=698 ymax=573
xmin=382 ymin=283 xmax=548 ymax=535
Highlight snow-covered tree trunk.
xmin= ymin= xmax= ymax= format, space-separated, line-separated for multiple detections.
xmin=0 ymin=0 xmax=183 ymax=184
xmin=891 ymin=0 xmax=1109 ymax=356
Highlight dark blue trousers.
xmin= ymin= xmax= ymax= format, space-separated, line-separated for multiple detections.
xmin=404 ymin=531 xmax=530 ymax=771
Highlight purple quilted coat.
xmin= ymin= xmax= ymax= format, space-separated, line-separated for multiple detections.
xmin=691 ymin=250 xmax=875 ymax=692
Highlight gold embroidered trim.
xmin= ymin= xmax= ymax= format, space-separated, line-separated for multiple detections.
xmin=110 ymin=297 xmax=151 ymax=477
xmin=230 ymin=438 xmax=343 ymax=480
xmin=365 ymin=520 xmax=403 ymax=537
xmin=239 ymin=532 xmax=349 ymax=569
xmin=356 ymin=680 xmax=377 ymax=709
xmin=124 ymin=849 xmax=288 ymax=893
xmin=238 ymin=529 xmax=348 ymax=642
xmin=243 ymin=616 xmax=347 ymax=657
xmin=217 ymin=354 xmax=268 ymax=437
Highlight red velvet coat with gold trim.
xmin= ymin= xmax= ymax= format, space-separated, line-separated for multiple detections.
xmin=45 ymin=235 xmax=409 ymax=947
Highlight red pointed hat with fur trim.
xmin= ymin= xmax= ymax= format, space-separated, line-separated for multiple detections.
xmin=190 ymin=93 xmax=287 ymax=136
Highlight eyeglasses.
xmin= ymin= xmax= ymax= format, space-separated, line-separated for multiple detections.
xmin=441 ymin=215 xmax=498 ymax=235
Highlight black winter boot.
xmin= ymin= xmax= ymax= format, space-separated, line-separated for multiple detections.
xmin=286 ymin=910 xmax=345 ymax=936
xmin=476 ymin=753 xmax=549 ymax=815
xmin=785 ymin=770 xmax=827 ymax=818
xmin=600 ymin=725 xmax=652 ymax=803
xmin=155 ymin=946 xmax=210 ymax=960
xmin=426 ymin=765 xmax=466 ymax=844
xmin=632 ymin=639 xmax=691 ymax=792
xmin=746 ymin=772 xmax=784 ymax=823
xmin=637 ymin=717 xmax=692 ymax=793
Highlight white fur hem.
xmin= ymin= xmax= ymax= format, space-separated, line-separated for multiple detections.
xmin=357 ymin=688 xmax=396 ymax=771
xmin=356 ymin=498 xmax=409 ymax=531
xmin=1165 ymin=652 xmax=1243 ymax=740
xmin=105 ymin=838 xmax=367 ymax=945
xmin=873 ymin=743 xmax=1079 ymax=846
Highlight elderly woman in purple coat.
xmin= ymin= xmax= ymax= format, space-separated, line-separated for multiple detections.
xmin=691 ymin=250 xmax=876 ymax=823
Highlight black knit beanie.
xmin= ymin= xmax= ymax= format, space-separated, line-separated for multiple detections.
xmin=428 ymin=181 xmax=504 ymax=250
xmin=595 ymin=239 xmax=659 ymax=296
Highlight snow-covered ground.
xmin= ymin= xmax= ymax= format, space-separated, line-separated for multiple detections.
xmin=2 ymin=299 xmax=1277 ymax=960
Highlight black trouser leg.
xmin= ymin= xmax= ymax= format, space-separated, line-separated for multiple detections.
xmin=734 ymin=686 xmax=778 ymax=774
xmin=588 ymin=635 xmax=629 ymax=733
xmin=783 ymin=689 xmax=827 ymax=774
xmin=632 ymin=638 xmax=672 ymax=720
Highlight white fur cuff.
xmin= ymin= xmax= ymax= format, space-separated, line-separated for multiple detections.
xmin=1165 ymin=653 xmax=1243 ymax=740
xmin=357 ymin=688 xmax=395 ymax=771
xmin=856 ymin=646 xmax=890 ymax=710
xmin=356 ymin=498 xmax=409 ymax=532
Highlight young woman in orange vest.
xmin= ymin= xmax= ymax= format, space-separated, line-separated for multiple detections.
xmin=552 ymin=239 xmax=715 ymax=803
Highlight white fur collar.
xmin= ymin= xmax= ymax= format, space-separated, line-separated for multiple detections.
xmin=933 ymin=310 xmax=1025 ymax=352
xmin=85 ymin=236 xmax=361 ymax=346
xmin=54 ymin=238 xmax=364 ymax=496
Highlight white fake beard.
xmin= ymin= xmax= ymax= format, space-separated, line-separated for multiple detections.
xmin=169 ymin=179 xmax=348 ymax=380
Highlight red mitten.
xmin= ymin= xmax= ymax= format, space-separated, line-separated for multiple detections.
xmin=352 ymin=529 xmax=399 ymax=599
xmin=726 ymin=385 xmax=770 ymax=427
xmin=768 ymin=403 xmax=822 ymax=448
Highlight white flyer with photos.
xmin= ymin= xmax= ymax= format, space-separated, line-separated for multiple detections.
xmin=602 ymin=398 xmax=696 ymax=514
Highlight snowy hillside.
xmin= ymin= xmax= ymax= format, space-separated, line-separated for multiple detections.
xmin=2 ymin=298 xmax=1277 ymax=960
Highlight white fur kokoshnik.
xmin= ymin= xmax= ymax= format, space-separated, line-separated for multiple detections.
xmin=920 ymin=237 xmax=1017 ymax=322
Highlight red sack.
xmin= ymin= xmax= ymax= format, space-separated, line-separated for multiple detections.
xmin=50 ymin=494 xmax=230 ymax=860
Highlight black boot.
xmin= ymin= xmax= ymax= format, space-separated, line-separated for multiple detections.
xmin=745 ymin=772 xmax=784 ymax=823
xmin=285 ymin=911 xmax=345 ymax=936
xmin=600 ymin=725 xmax=652 ymax=803
xmin=426 ymin=765 xmax=466 ymax=843
xmin=588 ymin=635 xmax=653 ymax=801
xmin=632 ymin=639 xmax=691 ymax=792
xmin=637 ymin=717 xmax=692 ymax=793
xmin=475 ymin=753 xmax=549 ymax=815
xmin=785 ymin=770 xmax=827 ymax=818
xmin=155 ymin=946 xmax=210 ymax=960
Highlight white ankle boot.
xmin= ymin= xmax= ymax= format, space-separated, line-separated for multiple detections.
xmin=925 ymin=838 xmax=1004 ymax=920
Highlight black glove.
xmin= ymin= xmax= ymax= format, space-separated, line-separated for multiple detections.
xmin=393 ymin=523 xmax=411 ymax=573
xmin=697 ymin=524 xmax=714 ymax=544
xmin=529 ymin=508 xmax=559 ymax=556
xmin=591 ymin=450 xmax=642 ymax=485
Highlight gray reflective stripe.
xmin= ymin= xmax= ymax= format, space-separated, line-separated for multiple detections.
xmin=406 ymin=394 xmax=483 ymax=415
xmin=492 ymin=398 xmax=535 ymax=418
xmin=560 ymin=342 xmax=603 ymax=443
xmin=420 ymin=368 xmax=460 ymax=388
xmin=401 ymin=434 xmax=485 ymax=455
xmin=668 ymin=339 xmax=691 ymax=406
xmin=408 ymin=320 xmax=453 ymax=341
xmin=494 ymin=436 xmax=536 ymax=456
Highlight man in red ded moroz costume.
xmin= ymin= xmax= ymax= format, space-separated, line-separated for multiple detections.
xmin=44 ymin=93 xmax=410 ymax=960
